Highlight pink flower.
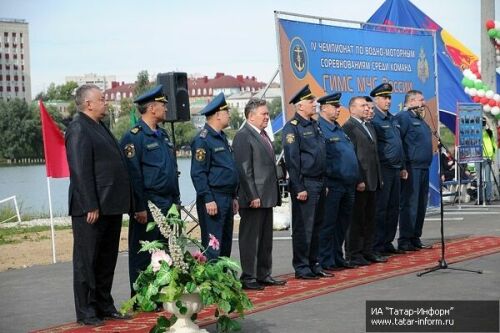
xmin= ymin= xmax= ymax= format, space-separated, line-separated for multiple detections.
xmin=208 ymin=234 xmax=220 ymax=251
xmin=192 ymin=250 xmax=207 ymax=264
xmin=151 ymin=250 xmax=172 ymax=272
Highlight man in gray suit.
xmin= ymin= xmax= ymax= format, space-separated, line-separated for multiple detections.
xmin=233 ymin=98 xmax=286 ymax=290
xmin=342 ymin=96 xmax=384 ymax=266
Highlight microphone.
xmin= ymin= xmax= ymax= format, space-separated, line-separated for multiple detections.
xmin=406 ymin=105 xmax=424 ymax=111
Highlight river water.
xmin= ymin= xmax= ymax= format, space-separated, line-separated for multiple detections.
xmin=0 ymin=159 xmax=196 ymax=216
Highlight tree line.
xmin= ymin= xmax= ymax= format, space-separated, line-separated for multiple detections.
xmin=0 ymin=70 xmax=284 ymax=162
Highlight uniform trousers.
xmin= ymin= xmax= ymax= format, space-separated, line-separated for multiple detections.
xmin=319 ymin=183 xmax=355 ymax=268
xmin=238 ymin=207 xmax=273 ymax=282
xmin=290 ymin=179 xmax=326 ymax=275
xmin=72 ymin=214 xmax=122 ymax=321
xmin=197 ymin=192 xmax=234 ymax=261
xmin=373 ymin=167 xmax=400 ymax=252
xmin=398 ymin=168 xmax=429 ymax=246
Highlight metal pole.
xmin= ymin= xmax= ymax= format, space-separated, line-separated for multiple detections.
xmin=47 ymin=177 xmax=57 ymax=263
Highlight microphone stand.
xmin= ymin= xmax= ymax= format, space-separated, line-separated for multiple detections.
xmin=417 ymin=132 xmax=482 ymax=276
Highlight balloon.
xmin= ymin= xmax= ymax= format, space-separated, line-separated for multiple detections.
xmin=464 ymin=87 xmax=470 ymax=95
xmin=470 ymin=61 xmax=478 ymax=73
xmin=483 ymin=104 xmax=492 ymax=112
xmin=483 ymin=84 xmax=489 ymax=91
xmin=469 ymin=88 xmax=478 ymax=96
xmin=491 ymin=106 xmax=500 ymax=116
xmin=486 ymin=20 xmax=495 ymax=30
xmin=485 ymin=90 xmax=495 ymax=99
xmin=488 ymin=99 xmax=497 ymax=107
xmin=461 ymin=77 xmax=468 ymax=86
xmin=477 ymin=89 xmax=486 ymax=97
xmin=488 ymin=29 xmax=497 ymax=38
xmin=474 ymin=81 xmax=484 ymax=90
xmin=495 ymin=112 xmax=500 ymax=120
xmin=480 ymin=97 xmax=489 ymax=105
xmin=473 ymin=96 xmax=481 ymax=103
xmin=462 ymin=69 xmax=473 ymax=79
xmin=494 ymin=94 xmax=500 ymax=102
xmin=495 ymin=21 xmax=500 ymax=29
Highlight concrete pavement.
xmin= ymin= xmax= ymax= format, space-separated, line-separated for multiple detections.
xmin=1 ymin=203 xmax=499 ymax=333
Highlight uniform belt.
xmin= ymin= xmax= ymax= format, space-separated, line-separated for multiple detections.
xmin=303 ymin=176 xmax=325 ymax=182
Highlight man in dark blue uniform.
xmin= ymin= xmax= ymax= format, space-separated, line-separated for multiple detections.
xmin=396 ymin=90 xmax=433 ymax=250
xmin=120 ymin=85 xmax=180 ymax=294
xmin=370 ymin=83 xmax=406 ymax=257
xmin=317 ymin=92 xmax=359 ymax=271
xmin=282 ymin=85 xmax=330 ymax=280
xmin=191 ymin=93 xmax=239 ymax=261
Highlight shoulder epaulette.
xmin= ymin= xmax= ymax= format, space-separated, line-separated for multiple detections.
xmin=130 ymin=126 xmax=142 ymax=134
xmin=199 ymin=128 xmax=208 ymax=138
xmin=290 ymin=119 xmax=298 ymax=126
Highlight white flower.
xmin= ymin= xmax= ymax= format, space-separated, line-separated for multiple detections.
xmin=151 ymin=250 xmax=172 ymax=272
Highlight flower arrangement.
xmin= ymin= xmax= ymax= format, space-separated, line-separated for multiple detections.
xmin=121 ymin=202 xmax=252 ymax=332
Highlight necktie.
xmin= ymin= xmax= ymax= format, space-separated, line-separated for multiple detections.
xmin=260 ymin=130 xmax=274 ymax=157
xmin=362 ymin=121 xmax=374 ymax=141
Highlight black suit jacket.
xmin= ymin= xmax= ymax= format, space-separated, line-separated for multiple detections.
xmin=65 ymin=112 xmax=131 ymax=216
xmin=233 ymin=123 xmax=280 ymax=208
xmin=342 ymin=117 xmax=382 ymax=191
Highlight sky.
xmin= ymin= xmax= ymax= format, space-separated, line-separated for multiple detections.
xmin=1 ymin=0 xmax=498 ymax=96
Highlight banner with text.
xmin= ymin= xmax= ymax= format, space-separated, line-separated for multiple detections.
xmin=276 ymin=17 xmax=440 ymax=207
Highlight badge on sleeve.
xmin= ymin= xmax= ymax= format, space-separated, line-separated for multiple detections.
xmin=286 ymin=133 xmax=295 ymax=144
xmin=195 ymin=148 xmax=206 ymax=161
xmin=124 ymin=144 xmax=135 ymax=158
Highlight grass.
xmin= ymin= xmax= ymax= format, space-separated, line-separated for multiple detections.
xmin=0 ymin=225 xmax=72 ymax=245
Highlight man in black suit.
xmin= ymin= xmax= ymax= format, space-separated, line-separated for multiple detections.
xmin=66 ymin=84 xmax=132 ymax=326
xmin=233 ymin=98 xmax=286 ymax=290
xmin=342 ymin=96 xmax=384 ymax=266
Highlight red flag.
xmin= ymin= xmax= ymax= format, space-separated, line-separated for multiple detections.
xmin=39 ymin=100 xmax=69 ymax=178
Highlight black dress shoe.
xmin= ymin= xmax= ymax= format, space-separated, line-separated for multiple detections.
xmin=348 ymin=257 xmax=371 ymax=266
xmin=413 ymin=242 xmax=433 ymax=249
xmin=384 ymin=247 xmax=406 ymax=255
xmin=242 ymin=280 xmax=265 ymax=290
xmin=78 ymin=317 xmax=105 ymax=326
xmin=101 ymin=311 xmax=132 ymax=320
xmin=295 ymin=272 xmax=319 ymax=280
xmin=314 ymin=270 xmax=334 ymax=278
xmin=322 ymin=265 xmax=343 ymax=271
xmin=364 ymin=254 xmax=388 ymax=263
xmin=398 ymin=244 xmax=419 ymax=251
xmin=337 ymin=259 xmax=358 ymax=269
xmin=257 ymin=276 xmax=287 ymax=286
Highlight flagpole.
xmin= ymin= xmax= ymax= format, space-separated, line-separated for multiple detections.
xmin=46 ymin=177 xmax=57 ymax=263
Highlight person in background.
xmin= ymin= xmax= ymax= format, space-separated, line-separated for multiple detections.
xmin=233 ymin=98 xmax=286 ymax=290
xmin=120 ymin=85 xmax=180 ymax=295
xmin=66 ymin=84 xmax=131 ymax=326
xmin=282 ymin=85 xmax=331 ymax=280
xmin=191 ymin=93 xmax=239 ymax=261
xmin=480 ymin=116 xmax=497 ymax=204
xmin=317 ymin=92 xmax=359 ymax=271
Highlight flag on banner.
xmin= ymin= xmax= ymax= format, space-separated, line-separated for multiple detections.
xmin=39 ymin=100 xmax=69 ymax=178
xmin=130 ymin=106 xmax=138 ymax=127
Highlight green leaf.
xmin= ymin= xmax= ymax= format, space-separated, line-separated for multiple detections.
xmin=146 ymin=221 xmax=157 ymax=232
xmin=138 ymin=240 xmax=165 ymax=253
xmin=185 ymin=281 xmax=197 ymax=293
xmin=156 ymin=266 xmax=172 ymax=286
xmin=167 ymin=204 xmax=180 ymax=219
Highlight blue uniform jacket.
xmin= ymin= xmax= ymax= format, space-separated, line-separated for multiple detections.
xmin=282 ymin=113 xmax=326 ymax=193
xmin=371 ymin=107 xmax=404 ymax=169
xmin=120 ymin=119 xmax=180 ymax=212
xmin=190 ymin=124 xmax=239 ymax=203
xmin=395 ymin=110 xmax=433 ymax=169
xmin=318 ymin=116 xmax=359 ymax=186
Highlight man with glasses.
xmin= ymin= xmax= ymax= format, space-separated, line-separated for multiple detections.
xmin=282 ymin=85 xmax=330 ymax=280
xmin=191 ymin=93 xmax=239 ymax=261
xmin=120 ymin=85 xmax=180 ymax=295
xmin=66 ymin=84 xmax=131 ymax=326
